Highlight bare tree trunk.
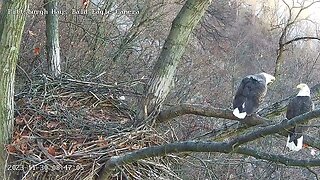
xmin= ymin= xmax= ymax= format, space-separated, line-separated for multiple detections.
xmin=136 ymin=0 xmax=212 ymax=123
xmin=0 ymin=0 xmax=28 ymax=179
xmin=44 ymin=0 xmax=61 ymax=77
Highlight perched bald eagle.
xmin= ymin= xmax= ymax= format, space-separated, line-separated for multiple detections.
xmin=233 ymin=73 xmax=275 ymax=119
xmin=286 ymin=83 xmax=313 ymax=151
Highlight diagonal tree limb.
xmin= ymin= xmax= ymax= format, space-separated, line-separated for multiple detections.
xmin=98 ymin=109 xmax=320 ymax=179
xmin=157 ymin=83 xmax=320 ymax=122
xmin=228 ymin=109 xmax=320 ymax=148
xmin=157 ymin=104 xmax=320 ymax=149
xmin=157 ymin=103 xmax=268 ymax=125
xmin=99 ymin=142 xmax=320 ymax=179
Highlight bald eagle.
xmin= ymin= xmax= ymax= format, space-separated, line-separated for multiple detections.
xmin=233 ymin=73 xmax=275 ymax=119
xmin=286 ymin=83 xmax=313 ymax=151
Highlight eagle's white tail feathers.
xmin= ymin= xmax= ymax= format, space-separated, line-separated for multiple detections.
xmin=286 ymin=135 xmax=303 ymax=151
xmin=233 ymin=108 xmax=247 ymax=119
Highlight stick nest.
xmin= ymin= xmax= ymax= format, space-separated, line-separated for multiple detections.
xmin=8 ymin=75 xmax=178 ymax=180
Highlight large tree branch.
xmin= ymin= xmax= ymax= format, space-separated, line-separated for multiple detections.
xmin=97 ymin=141 xmax=231 ymax=179
xmin=157 ymin=102 xmax=320 ymax=149
xmin=229 ymin=109 xmax=320 ymax=148
xmin=100 ymin=142 xmax=320 ymax=180
xmin=158 ymin=84 xmax=320 ymax=122
xmin=98 ymin=109 xmax=320 ymax=179
xmin=157 ymin=103 xmax=268 ymax=125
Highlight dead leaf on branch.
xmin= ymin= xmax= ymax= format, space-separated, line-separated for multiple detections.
xmin=6 ymin=144 xmax=17 ymax=154
xmin=47 ymin=121 xmax=60 ymax=129
xmin=15 ymin=116 xmax=26 ymax=125
xmin=34 ymin=47 xmax=40 ymax=56
xmin=97 ymin=136 xmax=109 ymax=147
xmin=47 ymin=146 xmax=56 ymax=156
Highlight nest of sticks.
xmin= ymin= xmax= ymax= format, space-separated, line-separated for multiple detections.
xmin=8 ymin=75 xmax=179 ymax=180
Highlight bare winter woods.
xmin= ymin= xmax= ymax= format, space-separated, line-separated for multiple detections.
xmin=1 ymin=0 xmax=320 ymax=179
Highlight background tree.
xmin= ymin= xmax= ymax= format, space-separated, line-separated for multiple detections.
xmin=44 ymin=0 xmax=61 ymax=77
xmin=273 ymin=0 xmax=320 ymax=77
xmin=0 ymin=0 xmax=28 ymax=179
xmin=136 ymin=0 xmax=212 ymax=124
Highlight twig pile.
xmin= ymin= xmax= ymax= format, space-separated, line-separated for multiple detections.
xmin=8 ymin=75 xmax=178 ymax=180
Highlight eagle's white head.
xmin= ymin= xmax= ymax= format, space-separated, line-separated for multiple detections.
xmin=296 ymin=83 xmax=310 ymax=97
xmin=260 ymin=73 xmax=275 ymax=85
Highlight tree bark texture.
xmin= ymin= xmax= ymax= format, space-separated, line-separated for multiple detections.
xmin=44 ymin=0 xmax=61 ymax=77
xmin=0 ymin=0 xmax=28 ymax=179
xmin=137 ymin=0 xmax=212 ymax=122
